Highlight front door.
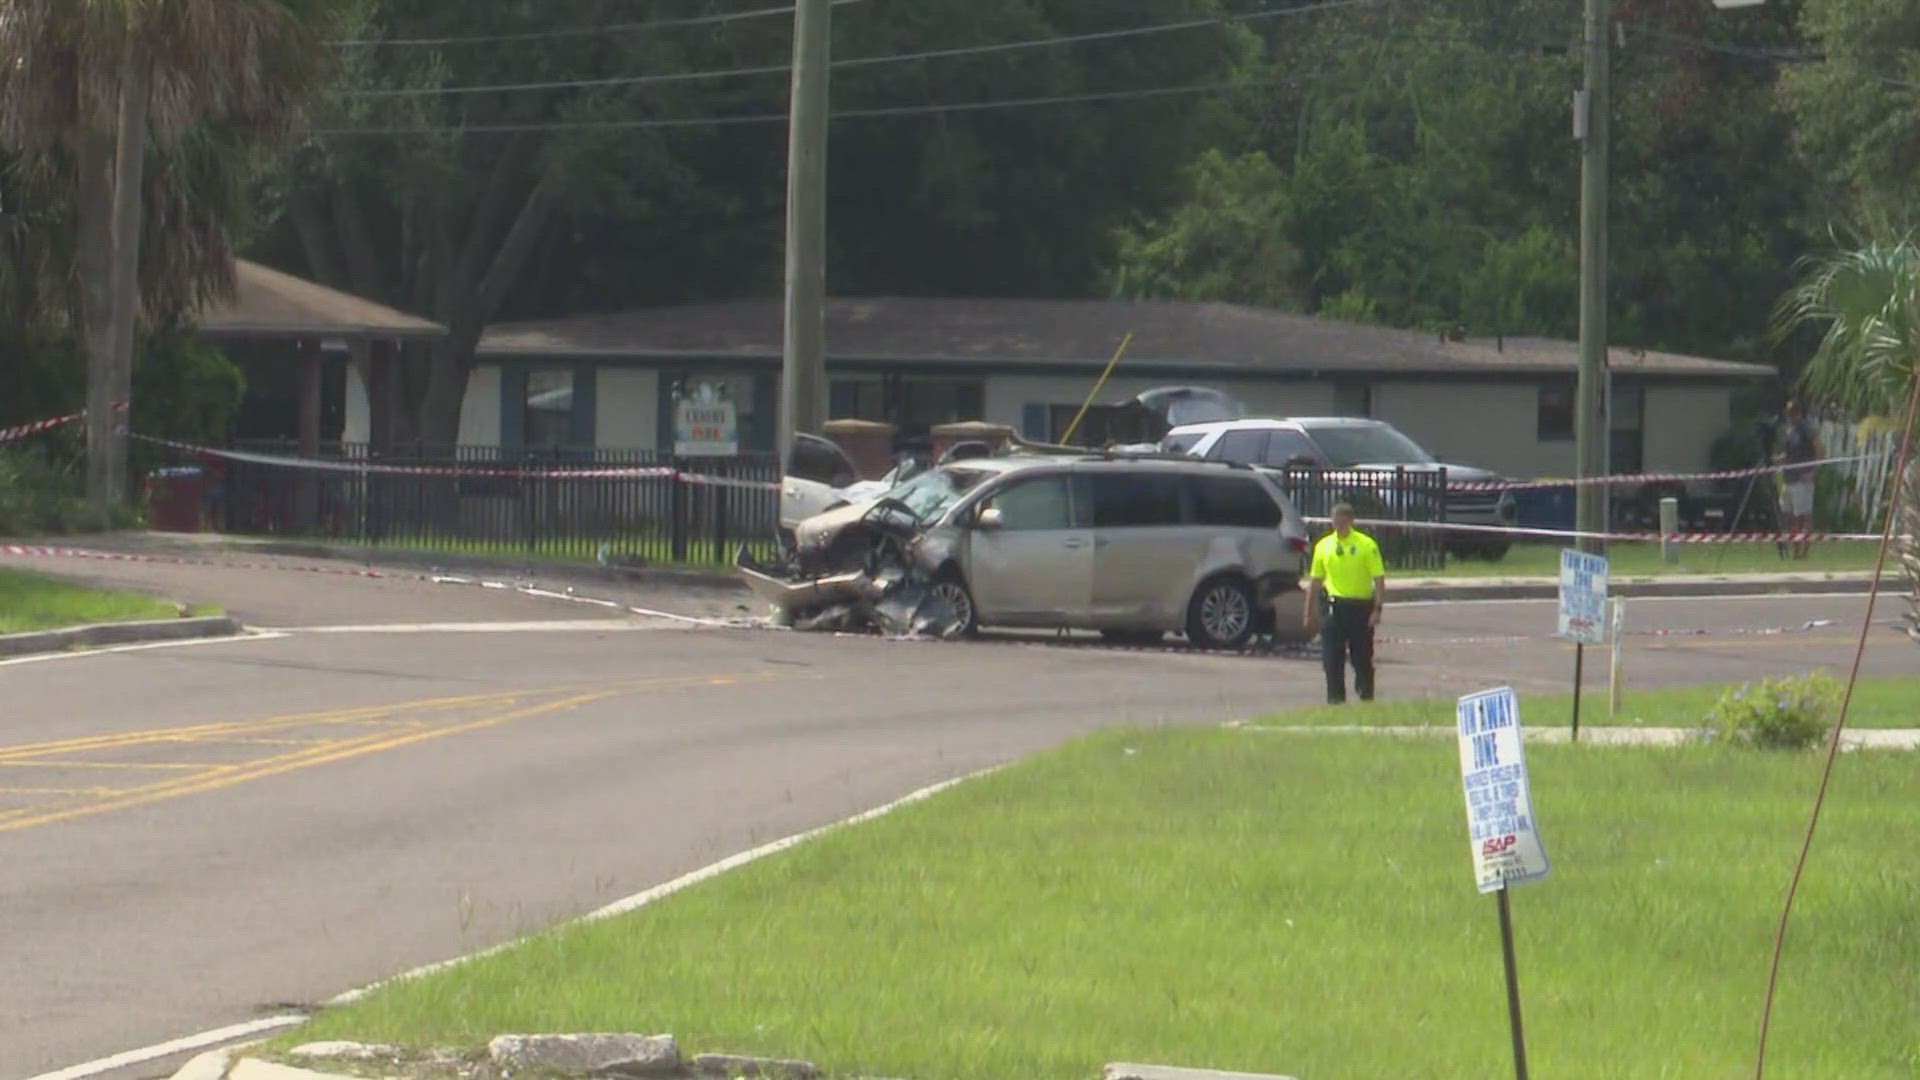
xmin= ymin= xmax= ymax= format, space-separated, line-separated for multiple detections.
xmin=963 ymin=473 xmax=1093 ymax=625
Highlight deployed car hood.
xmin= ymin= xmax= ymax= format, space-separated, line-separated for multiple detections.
xmin=793 ymin=498 xmax=886 ymax=551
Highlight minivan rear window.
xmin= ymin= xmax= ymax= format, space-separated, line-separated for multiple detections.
xmin=1190 ymin=475 xmax=1282 ymax=529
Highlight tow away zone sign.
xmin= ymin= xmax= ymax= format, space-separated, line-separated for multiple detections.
xmin=1458 ymin=686 xmax=1550 ymax=894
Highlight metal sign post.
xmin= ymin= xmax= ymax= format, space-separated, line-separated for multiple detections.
xmin=1557 ymin=549 xmax=1609 ymax=742
xmin=1608 ymin=598 xmax=1626 ymax=717
xmin=1458 ymin=687 xmax=1550 ymax=1080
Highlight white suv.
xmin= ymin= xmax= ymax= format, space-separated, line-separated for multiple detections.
xmin=1165 ymin=417 xmax=1518 ymax=558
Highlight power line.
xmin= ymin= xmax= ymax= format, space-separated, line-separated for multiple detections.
xmin=312 ymin=77 xmax=1276 ymax=137
xmin=335 ymin=0 xmax=1389 ymax=99
xmin=328 ymin=0 xmax=869 ymax=49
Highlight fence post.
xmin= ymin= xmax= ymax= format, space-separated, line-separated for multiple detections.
xmin=670 ymin=462 xmax=690 ymax=563
xmin=712 ymin=475 xmax=730 ymax=566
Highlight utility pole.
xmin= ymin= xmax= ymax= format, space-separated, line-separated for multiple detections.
xmin=779 ymin=0 xmax=831 ymax=459
xmin=1574 ymin=0 xmax=1610 ymax=556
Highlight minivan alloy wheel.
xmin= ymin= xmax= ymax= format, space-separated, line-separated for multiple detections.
xmin=929 ymin=572 xmax=977 ymax=637
xmin=1190 ymin=577 xmax=1256 ymax=649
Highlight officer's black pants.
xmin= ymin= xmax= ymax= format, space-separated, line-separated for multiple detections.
xmin=1321 ymin=597 xmax=1376 ymax=704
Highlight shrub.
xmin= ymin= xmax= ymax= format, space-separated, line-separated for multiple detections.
xmin=0 ymin=446 xmax=85 ymax=535
xmin=1703 ymin=672 xmax=1841 ymax=750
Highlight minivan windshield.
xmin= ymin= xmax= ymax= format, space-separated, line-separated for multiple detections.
xmin=886 ymin=465 xmax=996 ymax=521
xmin=1305 ymin=422 xmax=1436 ymax=466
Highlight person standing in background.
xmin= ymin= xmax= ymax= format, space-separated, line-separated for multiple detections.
xmin=1303 ymin=503 xmax=1386 ymax=704
xmin=1777 ymin=401 xmax=1821 ymax=560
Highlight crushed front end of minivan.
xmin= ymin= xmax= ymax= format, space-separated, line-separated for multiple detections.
xmin=735 ymin=497 xmax=969 ymax=639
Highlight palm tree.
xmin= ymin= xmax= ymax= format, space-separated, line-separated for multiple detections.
xmin=0 ymin=0 xmax=340 ymax=518
xmin=1776 ymin=240 xmax=1920 ymax=641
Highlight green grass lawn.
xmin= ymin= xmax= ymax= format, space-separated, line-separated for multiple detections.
xmin=283 ymin=725 xmax=1920 ymax=1080
xmin=1261 ymin=676 xmax=1920 ymax=731
xmin=1433 ymin=539 xmax=1885 ymax=578
xmin=0 ymin=567 xmax=184 ymax=633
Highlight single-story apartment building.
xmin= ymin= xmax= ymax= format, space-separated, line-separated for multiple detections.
xmin=338 ymin=297 xmax=1774 ymax=479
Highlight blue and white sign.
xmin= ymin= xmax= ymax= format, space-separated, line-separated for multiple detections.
xmin=1457 ymin=687 xmax=1551 ymax=895
xmin=1557 ymin=548 xmax=1609 ymax=645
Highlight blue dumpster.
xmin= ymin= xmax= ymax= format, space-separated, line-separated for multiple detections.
xmin=1510 ymin=486 xmax=1576 ymax=533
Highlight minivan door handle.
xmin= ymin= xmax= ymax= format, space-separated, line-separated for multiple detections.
xmin=1062 ymin=538 xmax=1089 ymax=550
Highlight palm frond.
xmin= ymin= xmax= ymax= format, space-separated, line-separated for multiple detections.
xmin=1775 ymin=240 xmax=1920 ymax=416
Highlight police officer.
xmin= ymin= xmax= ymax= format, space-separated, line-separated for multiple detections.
xmin=1302 ymin=502 xmax=1386 ymax=704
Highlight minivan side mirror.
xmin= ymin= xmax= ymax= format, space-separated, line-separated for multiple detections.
xmin=975 ymin=506 xmax=1004 ymax=530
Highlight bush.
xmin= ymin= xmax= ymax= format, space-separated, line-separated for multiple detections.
xmin=1703 ymin=672 xmax=1841 ymax=750
xmin=0 ymin=446 xmax=88 ymax=535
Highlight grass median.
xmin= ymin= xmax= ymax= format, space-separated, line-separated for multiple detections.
xmin=282 ymin=701 xmax=1920 ymax=1079
xmin=1435 ymin=539 xmax=1884 ymax=578
xmin=0 ymin=567 xmax=188 ymax=633
xmin=1260 ymin=676 xmax=1920 ymax=730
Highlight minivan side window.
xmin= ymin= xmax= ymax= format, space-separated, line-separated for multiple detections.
xmin=1209 ymin=428 xmax=1269 ymax=465
xmin=1191 ymin=475 xmax=1282 ymax=529
xmin=1080 ymin=472 xmax=1185 ymax=528
xmin=981 ymin=475 xmax=1074 ymax=531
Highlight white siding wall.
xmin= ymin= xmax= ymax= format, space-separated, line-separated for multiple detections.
xmin=343 ymin=364 xmax=368 ymax=443
xmin=1642 ymin=386 xmax=1732 ymax=473
xmin=596 ymin=368 xmax=660 ymax=450
xmin=459 ymin=366 xmax=501 ymax=446
xmin=341 ymin=364 xmax=499 ymax=446
xmin=1369 ymin=381 xmax=1567 ymax=477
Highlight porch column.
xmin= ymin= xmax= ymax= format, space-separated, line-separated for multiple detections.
xmin=298 ymin=339 xmax=323 ymax=456
xmin=296 ymin=338 xmax=322 ymax=529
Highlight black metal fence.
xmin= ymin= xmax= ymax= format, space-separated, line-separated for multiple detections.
xmin=1272 ymin=466 xmax=1451 ymax=572
xmin=188 ymin=445 xmax=1454 ymax=572
xmin=209 ymin=443 xmax=782 ymax=567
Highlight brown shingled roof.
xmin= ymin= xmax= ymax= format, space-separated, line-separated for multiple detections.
xmin=479 ymin=297 xmax=1772 ymax=379
xmin=192 ymin=260 xmax=445 ymax=341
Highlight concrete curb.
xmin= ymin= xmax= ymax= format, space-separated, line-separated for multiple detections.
xmin=0 ymin=615 xmax=244 ymax=658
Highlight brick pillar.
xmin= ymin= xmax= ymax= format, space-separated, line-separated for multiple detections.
xmin=823 ymin=418 xmax=897 ymax=480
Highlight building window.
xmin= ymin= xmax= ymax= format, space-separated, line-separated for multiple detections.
xmin=832 ymin=377 xmax=986 ymax=437
xmin=830 ymin=379 xmax=886 ymax=421
xmin=1609 ymin=383 xmax=1644 ymax=475
xmin=525 ymin=369 xmax=575 ymax=452
xmin=1537 ymin=382 xmax=1575 ymax=442
xmin=1332 ymin=378 xmax=1372 ymax=418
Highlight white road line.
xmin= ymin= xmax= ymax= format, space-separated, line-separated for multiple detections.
xmin=263 ymin=620 xmax=668 ymax=635
xmin=0 ymin=633 xmax=289 ymax=668
xmin=18 ymin=1015 xmax=305 ymax=1080
xmin=32 ymin=766 xmax=1000 ymax=1080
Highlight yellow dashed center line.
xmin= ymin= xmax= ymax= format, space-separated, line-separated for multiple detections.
xmin=0 ymin=671 xmax=803 ymax=834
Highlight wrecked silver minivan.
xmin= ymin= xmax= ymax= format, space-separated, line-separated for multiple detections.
xmin=739 ymin=452 xmax=1311 ymax=649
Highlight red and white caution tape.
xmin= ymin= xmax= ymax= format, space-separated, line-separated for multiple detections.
xmin=1309 ymin=515 xmax=1896 ymax=545
xmin=129 ymin=433 xmax=779 ymax=491
xmin=1445 ymin=454 xmax=1872 ymax=493
xmin=0 ymin=403 xmax=128 ymax=446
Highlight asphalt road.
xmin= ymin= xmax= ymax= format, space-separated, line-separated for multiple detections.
xmin=0 ymin=549 xmax=1911 ymax=1078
